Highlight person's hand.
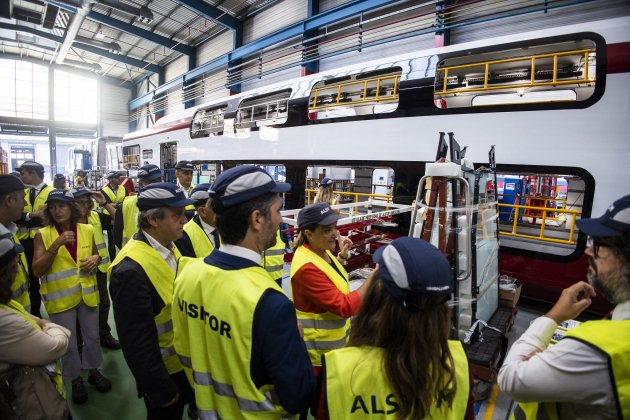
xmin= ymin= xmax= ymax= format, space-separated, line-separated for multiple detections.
xmin=337 ymin=236 xmax=353 ymax=259
xmin=162 ymin=392 xmax=179 ymax=407
xmin=545 ymin=281 xmax=596 ymax=324
xmin=53 ymin=231 xmax=75 ymax=247
xmin=30 ymin=209 xmax=45 ymax=219
xmin=34 ymin=317 xmax=50 ymax=329
xmin=91 ymin=191 xmax=106 ymax=205
xmin=79 ymin=255 xmax=100 ymax=273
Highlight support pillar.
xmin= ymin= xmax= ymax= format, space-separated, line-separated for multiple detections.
xmin=48 ymin=66 xmax=57 ymax=179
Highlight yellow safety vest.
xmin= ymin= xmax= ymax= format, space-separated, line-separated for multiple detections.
xmin=17 ymin=185 xmax=54 ymax=239
xmin=513 ymin=320 xmax=630 ymax=420
xmin=87 ymin=211 xmax=111 ymax=273
xmin=39 ymin=224 xmax=98 ymax=314
xmin=179 ymin=184 xmax=196 ymax=211
xmin=324 ymin=342 xmax=469 ymax=419
xmin=181 ymin=218 xmax=216 ymax=258
xmin=102 ymin=184 xmax=126 ymax=216
xmin=173 ymin=257 xmax=289 ymax=419
xmin=262 ymin=231 xmax=284 ymax=283
xmin=109 ymin=238 xmax=183 ymax=375
xmin=11 ymin=236 xmax=31 ymax=312
xmin=0 ymin=300 xmax=65 ymax=397
xmin=290 ymin=246 xmax=350 ymax=367
xmin=121 ymin=195 xmax=139 ymax=246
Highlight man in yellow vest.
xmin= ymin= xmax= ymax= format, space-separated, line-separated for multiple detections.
xmin=499 ymin=194 xmax=630 ymax=420
xmin=15 ymin=161 xmax=54 ymax=317
xmin=174 ymin=183 xmax=219 ymax=258
xmin=112 ymin=164 xmax=162 ymax=249
xmin=101 ymin=171 xmax=128 ymax=260
xmin=0 ymin=175 xmax=30 ymax=312
xmin=172 ymin=165 xmax=315 ymax=418
xmin=109 ymin=182 xmax=195 ymax=419
xmin=262 ymin=231 xmax=286 ymax=286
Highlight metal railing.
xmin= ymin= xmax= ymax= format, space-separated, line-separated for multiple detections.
xmin=309 ymin=75 xmax=400 ymax=111
xmin=435 ymin=49 xmax=595 ymax=96
xmin=497 ymin=200 xmax=580 ymax=245
xmin=305 ymin=189 xmax=393 ymax=216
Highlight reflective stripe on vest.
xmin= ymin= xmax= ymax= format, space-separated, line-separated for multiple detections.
xmin=324 ymin=341 xmax=469 ymax=419
xmin=39 ymin=224 xmax=98 ymax=314
xmin=17 ymin=185 xmax=53 ymax=239
xmin=11 ymin=236 xmax=31 ymax=311
xmin=110 ymin=238 xmax=182 ymax=375
xmin=173 ymin=257 xmax=289 ymax=418
xmin=121 ymin=195 xmax=139 ymax=246
xmin=290 ymin=245 xmax=350 ymax=367
xmin=263 ymin=231 xmax=284 ymax=281
xmin=0 ymin=300 xmax=65 ymax=397
xmin=88 ymin=211 xmax=111 ymax=272
xmin=181 ymin=218 xmax=215 ymax=258
xmin=102 ymin=185 xmax=126 ymax=216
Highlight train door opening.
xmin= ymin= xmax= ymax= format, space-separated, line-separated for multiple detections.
xmin=160 ymin=142 xmax=177 ymax=183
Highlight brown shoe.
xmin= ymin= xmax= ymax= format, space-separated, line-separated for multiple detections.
xmin=72 ymin=377 xmax=88 ymax=404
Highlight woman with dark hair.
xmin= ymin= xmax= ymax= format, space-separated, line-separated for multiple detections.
xmin=0 ymin=237 xmax=70 ymax=419
xmin=32 ymin=189 xmax=112 ymax=405
xmin=313 ymin=177 xmax=338 ymax=206
xmin=290 ymin=202 xmax=370 ymax=373
xmin=318 ymin=237 xmax=473 ymax=419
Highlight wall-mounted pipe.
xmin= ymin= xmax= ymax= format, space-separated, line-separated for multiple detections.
xmin=55 ymin=0 xmax=90 ymax=64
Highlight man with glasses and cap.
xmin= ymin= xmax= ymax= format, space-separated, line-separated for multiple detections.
xmin=15 ymin=161 xmax=54 ymax=317
xmin=109 ymin=183 xmax=195 ymax=419
xmin=0 ymin=174 xmax=31 ymax=312
xmin=174 ymin=161 xmax=196 ymax=212
xmin=112 ymin=164 xmax=163 ymax=249
xmin=174 ymin=183 xmax=220 ymax=258
xmin=172 ymin=166 xmax=315 ymax=418
xmin=499 ymin=194 xmax=630 ymax=420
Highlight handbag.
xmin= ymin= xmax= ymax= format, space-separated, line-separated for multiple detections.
xmin=0 ymin=364 xmax=69 ymax=420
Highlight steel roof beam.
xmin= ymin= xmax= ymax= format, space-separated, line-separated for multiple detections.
xmin=0 ymin=22 xmax=162 ymax=74
xmin=87 ymin=11 xmax=194 ymax=56
xmin=173 ymin=0 xmax=242 ymax=32
xmin=129 ymin=0 xmax=400 ymax=111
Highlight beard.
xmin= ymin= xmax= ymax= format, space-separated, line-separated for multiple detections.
xmin=263 ymin=224 xmax=278 ymax=251
xmin=587 ymin=257 xmax=621 ymax=305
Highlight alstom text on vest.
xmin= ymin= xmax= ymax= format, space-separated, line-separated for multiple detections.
xmin=177 ymin=298 xmax=232 ymax=338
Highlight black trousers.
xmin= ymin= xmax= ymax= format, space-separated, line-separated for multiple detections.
xmin=21 ymin=237 xmax=41 ymax=317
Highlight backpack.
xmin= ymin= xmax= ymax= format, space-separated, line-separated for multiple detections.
xmin=0 ymin=365 xmax=69 ymax=420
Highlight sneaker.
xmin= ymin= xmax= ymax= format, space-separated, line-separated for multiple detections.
xmin=100 ymin=333 xmax=121 ymax=350
xmin=88 ymin=370 xmax=112 ymax=393
xmin=72 ymin=377 xmax=88 ymax=405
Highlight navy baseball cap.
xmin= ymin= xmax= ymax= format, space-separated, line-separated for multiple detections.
xmin=138 ymin=164 xmax=162 ymax=181
xmin=106 ymin=171 xmax=122 ymax=179
xmin=175 ymin=161 xmax=194 ymax=171
xmin=17 ymin=161 xmax=44 ymax=173
xmin=373 ymin=237 xmax=453 ymax=311
xmin=0 ymin=174 xmax=25 ymax=195
xmin=576 ymin=194 xmax=630 ymax=237
xmin=137 ymin=182 xmax=195 ymax=211
xmin=46 ymin=189 xmax=75 ymax=204
xmin=70 ymin=187 xmax=92 ymax=198
xmin=190 ymin=183 xmax=212 ymax=207
xmin=297 ymin=202 xmax=340 ymax=228
xmin=209 ymin=166 xmax=291 ymax=209
xmin=53 ymin=173 xmax=66 ymax=181
xmin=320 ymin=177 xmax=333 ymax=187
xmin=0 ymin=238 xmax=24 ymax=267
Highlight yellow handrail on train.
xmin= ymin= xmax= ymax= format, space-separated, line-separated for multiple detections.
xmin=435 ymin=49 xmax=594 ymax=96
xmin=309 ymin=75 xmax=400 ymax=111
xmin=305 ymin=189 xmax=393 ymax=216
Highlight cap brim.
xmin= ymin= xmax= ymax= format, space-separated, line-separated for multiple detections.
xmin=167 ymin=197 xmax=196 ymax=208
xmin=576 ymin=217 xmax=623 ymax=237
xmin=319 ymin=211 xmax=341 ymax=226
xmin=270 ymin=182 xmax=291 ymax=193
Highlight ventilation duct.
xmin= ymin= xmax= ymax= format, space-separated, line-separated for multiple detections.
xmin=75 ymin=35 xmax=121 ymax=54
xmin=98 ymin=0 xmax=153 ymax=24
xmin=64 ymin=58 xmax=102 ymax=72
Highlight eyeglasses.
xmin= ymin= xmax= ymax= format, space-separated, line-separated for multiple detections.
xmin=76 ymin=199 xmax=92 ymax=206
xmin=586 ymin=236 xmax=609 ymax=258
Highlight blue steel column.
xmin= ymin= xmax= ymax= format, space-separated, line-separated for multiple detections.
xmin=228 ymin=25 xmax=244 ymax=95
xmin=154 ymin=69 xmax=166 ymax=121
xmin=435 ymin=0 xmax=450 ymax=47
xmin=48 ymin=66 xmax=57 ymax=178
xmin=301 ymin=0 xmax=319 ymax=76
xmin=184 ymin=50 xmax=197 ymax=109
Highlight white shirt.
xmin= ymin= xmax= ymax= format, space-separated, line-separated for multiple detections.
xmin=498 ymin=300 xmax=630 ymax=419
xmin=142 ymin=230 xmax=177 ymax=272
xmin=219 ymin=244 xmax=262 ymax=266
xmin=199 ymin=219 xmax=217 ymax=247
xmin=0 ymin=221 xmax=17 ymax=239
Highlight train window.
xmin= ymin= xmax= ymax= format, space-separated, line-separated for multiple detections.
xmin=309 ymin=67 xmax=401 ymax=120
xmin=190 ymin=105 xmax=226 ymax=139
xmin=434 ymin=38 xmax=597 ymax=109
xmin=142 ymin=149 xmax=153 ymax=159
xmin=496 ymin=171 xmax=587 ymax=256
xmin=122 ymin=145 xmax=140 ymax=169
xmin=236 ymin=89 xmax=291 ymax=129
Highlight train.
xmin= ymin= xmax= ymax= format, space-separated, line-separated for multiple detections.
xmin=116 ymin=16 xmax=630 ymax=311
